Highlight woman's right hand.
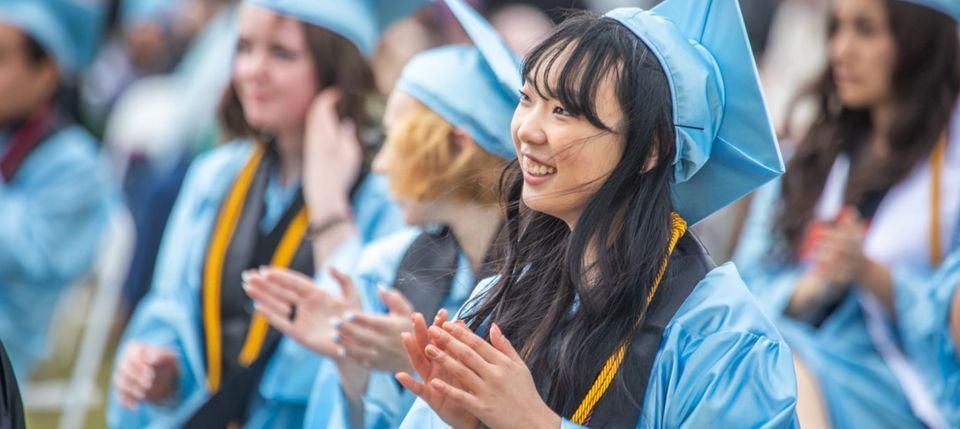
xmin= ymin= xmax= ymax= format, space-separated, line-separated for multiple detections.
xmin=113 ymin=342 xmax=179 ymax=410
xmin=243 ymin=267 xmax=361 ymax=358
xmin=396 ymin=310 xmax=480 ymax=429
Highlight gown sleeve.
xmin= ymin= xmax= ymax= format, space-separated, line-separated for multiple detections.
xmin=0 ymin=127 xmax=110 ymax=285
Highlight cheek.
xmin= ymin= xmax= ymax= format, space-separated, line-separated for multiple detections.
xmin=276 ymin=62 xmax=318 ymax=115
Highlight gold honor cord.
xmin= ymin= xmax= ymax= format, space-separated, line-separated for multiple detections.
xmin=570 ymin=212 xmax=688 ymax=425
xmin=930 ymin=136 xmax=945 ymax=267
xmin=203 ymin=144 xmax=309 ymax=391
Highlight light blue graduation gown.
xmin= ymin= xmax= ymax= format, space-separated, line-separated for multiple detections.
xmin=303 ymin=228 xmax=481 ymax=429
xmin=398 ymin=263 xmax=800 ymax=429
xmin=107 ymin=140 xmax=404 ymax=428
xmin=734 ymin=178 xmax=960 ymax=429
xmin=0 ymin=125 xmax=113 ymax=379
xmin=892 ymin=249 xmax=960 ymax=427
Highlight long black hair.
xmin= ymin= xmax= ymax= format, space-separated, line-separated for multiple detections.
xmin=776 ymin=0 xmax=960 ymax=259
xmin=461 ymin=12 xmax=678 ymax=416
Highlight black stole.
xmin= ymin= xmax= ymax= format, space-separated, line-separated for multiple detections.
xmin=545 ymin=233 xmax=714 ymax=428
xmin=393 ymin=227 xmax=496 ymax=322
xmin=0 ymin=340 xmax=24 ymax=429
xmin=187 ymin=144 xmax=314 ymax=428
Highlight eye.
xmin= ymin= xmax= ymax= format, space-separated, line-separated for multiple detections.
xmin=518 ymin=89 xmax=530 ymax=102
xmin=552 ymin=105 xmax=570 ymax=116
xmin=236 ymin=39 xmax=251 ymax=54
xmin=269 ymin=44 xmax=298 ymax=60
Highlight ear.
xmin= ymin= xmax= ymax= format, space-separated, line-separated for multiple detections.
xmin=31 ymin=60 xmax=60 ymax=101
xmin=450 ymin=128 xmax=477 ymax=154
xmin=642 ymin=147 xmax=659 ymax=173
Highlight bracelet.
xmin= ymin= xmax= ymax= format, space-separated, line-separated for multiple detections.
xmin=306 ymin=215 xmax=351 ymax=241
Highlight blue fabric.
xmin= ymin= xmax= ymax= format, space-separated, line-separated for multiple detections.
xmin=244 ymin=0 xmax=426 ymax=56
xmin=893 ymin=251 xmax=960 ymax=427
xmin=302 ymin=228 xmax=483 ymax=429
xmin=397 ymin=46 xmax=517 ymax=160
xmin=107 ymin=140 xmax=404 ymax=428
xmin=733 ymin=178 xmax=960 ymax=429
xmin=902 ymin=0 xmax=960 ymax=22
xmin=0 ymin=125 xmax=113 ymax=379
xmin=398 ymin=0 xmax=520 ymax=159
xmin=397 ymin=264 xmax=799 ymax=429
xmin=605 ymin=0 xmax=784 ymax=225
xmin=0 ymin=0 xmax=105 ymax=73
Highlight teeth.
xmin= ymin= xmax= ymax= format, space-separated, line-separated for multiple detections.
xmin=523 ymin=156 xmax=556 ymax=177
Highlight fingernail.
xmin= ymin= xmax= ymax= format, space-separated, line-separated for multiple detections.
xmin=259 ymin=265 xmax=268 ymax=275
xmin=241 ymin=281 xmax=250 ymax=291
xmin=337 ymin=347 xmax=346 ymax=357
xmin=345 ymin=311 xmax=357 ymax=322
xmin=241 ymin=270 xmax=254 ymax=283
xmin=376 ymin=282 xmax=388 ymax=292
xmin=424 ymin=345 xmax=441 ymax=359
xmin=332 ymin=333 xmax=341 ymax=343
xmin=442 ymin=322 xmax=458 ymax=334
xmin=331 ymin=318 xmax=342 ymax=329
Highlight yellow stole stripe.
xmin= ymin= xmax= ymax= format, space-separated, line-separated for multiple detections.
xmin=930 ymin=136 xmax=946 ymax=267
xmin=570 ymin=212 xmax=688 ymax=424
xmin=202 ymin=143 xmax=309 ymax=391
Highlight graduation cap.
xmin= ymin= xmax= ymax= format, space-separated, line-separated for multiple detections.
xmin=245 ymin=0 xmax=429 ymax=56
xmin=606 ymin=0 xmax=785 ymax=225
xmin=902 ymin=0 xmax=960 ymax=22
xmin=394 ymin=0 xmax=521 ymax=159
xmin=0 ymin=0 xmax=106 ymax=74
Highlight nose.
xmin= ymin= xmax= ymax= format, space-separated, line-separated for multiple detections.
xmin=830 ymin=29 xmax=853 ymax=67
xmin=235 ymin=48 xmax=268 ymax=82
xmin=514 ymin=110 xmax=547 ymax=148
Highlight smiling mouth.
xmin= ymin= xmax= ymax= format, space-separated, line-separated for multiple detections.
xmin=522 ymin=155 xmax=557 ymax=177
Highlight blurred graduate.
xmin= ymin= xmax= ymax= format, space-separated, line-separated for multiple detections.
xmin=0 ymin=0 xmax=112 ymax=380
xmin=735 ymin=0 xmax=960 ymax=427
xmin=107 ymin=0 xmax=428 ymax=426
xmin=242 ymin=1 xmax=522 ymax=427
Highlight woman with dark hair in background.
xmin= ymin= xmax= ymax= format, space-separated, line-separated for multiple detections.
xmin=735 ymin=0 xmax=960 ymax=427
xmin=106 ymin=0 xmax=424 ymax=427
xmin=0 ymin=0 xmax=113 ymax=380
xmin=397 ymin=0 xmax=799 ymax=428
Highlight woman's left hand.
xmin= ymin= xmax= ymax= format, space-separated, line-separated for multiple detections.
xmin=303 ymin=88 xmax=363 ymax=222
xmin=423 ymin=321 xmax=561 ymax=429
xmin=336 ymin=287 xmax=415 ymax=373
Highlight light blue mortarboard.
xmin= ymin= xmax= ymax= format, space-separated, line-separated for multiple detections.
xmin=244 ymin=0 xmax=429 ymax=56
xmin=901 ymin=0 xmax=960 ymax=22
xmin=606 ymin=0 xmax=785 ymax=225
xmin=394 ymin=0 xmax=521 ymax=159
xmin=120 ymin=0 xmax=178 ymax=29
xmin=0 ymin=0 xmax=106 ymax=74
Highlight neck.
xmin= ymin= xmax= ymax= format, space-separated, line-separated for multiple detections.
xmin=870 ymin=101 xmax=897 ymax=141
xmin=444 ymin=203 xmax=502 ymax=273
xmin=274 ymin=128 xmax=303 ymax=185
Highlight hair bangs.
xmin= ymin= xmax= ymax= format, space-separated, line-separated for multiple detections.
xmin=522 ymin=15 xmax=628 ymax=132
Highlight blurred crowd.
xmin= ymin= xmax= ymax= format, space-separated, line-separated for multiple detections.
xmin=0 ymin=0 xmax=958 ymax=428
